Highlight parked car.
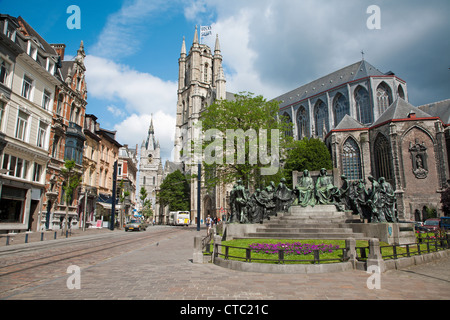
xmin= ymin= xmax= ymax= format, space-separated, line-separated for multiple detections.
xmin=440 ymin=217 xmax=450 ymax=230
xmin=414 ymin=221 xmax=429 ymax=233
xmin=125 ymin=219 xmax=147 ymax=232
xmin=423 ymin=218 xmax=440 ymax=232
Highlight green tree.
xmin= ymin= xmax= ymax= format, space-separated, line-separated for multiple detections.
xmin=283 ymin=137 xmax=333 ymax=187
xmin=139 ymin=186 xmax=153 ymax=221
xmin=440 ymin=186 xmax=450 ymax=216
xmin=200 ymin=92 xmax=293 ymax=189
xmin=61 ymin=159 xmax=82 ymax=234
xmin=157 ymin=170 xmax=190 ymax=211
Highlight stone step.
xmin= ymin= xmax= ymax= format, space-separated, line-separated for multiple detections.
xmin=244 ymin=232 xmax=367 ymax=239
xmin=256 ymin=227 xmax=356 ymax=234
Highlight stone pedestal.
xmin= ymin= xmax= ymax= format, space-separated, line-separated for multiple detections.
xmin=347 ymin=222 xmax=416 ymax=245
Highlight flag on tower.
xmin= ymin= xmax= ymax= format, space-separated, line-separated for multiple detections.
xmin=200 ymin=25 xmax=212 ymax=43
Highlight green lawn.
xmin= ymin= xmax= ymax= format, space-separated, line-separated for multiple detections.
xmin=215 ymin=238 xmax=446 ymax=264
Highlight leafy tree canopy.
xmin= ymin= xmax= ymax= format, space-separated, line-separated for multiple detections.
xmin=200 ymin=92 xmax=293 ymax=189
xmin=157 ymin=170 xmax=190 ymax=211
xmin=283 ymin=137 xmax=333 ymax=187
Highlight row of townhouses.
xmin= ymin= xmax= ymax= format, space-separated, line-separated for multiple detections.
xmin=0 ymin=14 xmax=138 ymax=234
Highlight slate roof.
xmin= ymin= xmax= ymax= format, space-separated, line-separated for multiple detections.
xmin=371 ymin=98 xmax=433 ymax=127
xmin=334 ymin=114 xmax=366 ymax=130
xmin=275 ymin=60 xmax=388 ymax=109
xmin=418 ymin=99 xmax=450 ymax=125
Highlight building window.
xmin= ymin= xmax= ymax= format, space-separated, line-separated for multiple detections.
xmin=37 ymin=122 xmax=48 ymax=148
xmin=118 ymin=163 xmax=122 ymax=177
xmin=342 ymin=137 xmax=362 ymax=181
xmin=2 ymin=153 xmax=29 ymax=179
xmin=376 ymin=82 xmax=392 ymax=115
xmin=15 ymin=110 xmax=29 ymax=141
xmin=374 ymin=134 xmax=394 ymax=185
xmin=0 ymin=101 xmax=5 ymax=131
xmin=398 ymin=85 xmax=405 ymax=99
xmin=296 ymin=106 xmax=309 ymax=139
xmin=32 ymin=163 xmax=43 ymax=182
xmin=354 ymin=86 xmax=372 ymax=125
xmin=314 ymin=100 xmax=329 ymax=139
xmin=42 ymin=90 xmax=52 ymax=111
xmin=282 ymin=112 xmax=293 ymax=137
xmin=0 ymin=58 xmax=11 ymax=86
xmin=0 ymin=186 xmax=26 ymax=223
xmin=21 ymin=75 xmax=33 ymax=99
xmin=56 ymin=93 xmax=64 ymax=115
xmin=52 ymin=135 xmax=61 ymax=158
xmin=333 ymin=93 xmax=349 ymax=127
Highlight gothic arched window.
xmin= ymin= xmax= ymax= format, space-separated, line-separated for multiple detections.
xmin=296 ymin=106 xmax=309 ymax=139
xmin=282 ymin=112 xmax=293 ymax=137
xmin=376 ymin=82 xmax=392 ymax=115
xmin=314 ymin=100 xmax=329 ymax=139
xmin=354 ymin=86 xmax=372 ymax=125
xmin=333 ymin=93 xmax=349 ymax=127
xmin=342 ymin=137 xmax=362 ymax=181
xmin=374 ymin=133 xmax=394 ymax=185
xmin=397 ymin=85 xmax=405 ymax=99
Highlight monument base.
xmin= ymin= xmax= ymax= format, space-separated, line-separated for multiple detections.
xmin=346 ymin=222 xmax=416 ymax=245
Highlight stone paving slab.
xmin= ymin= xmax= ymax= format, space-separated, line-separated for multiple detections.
xmin=1 ymin=226 xmax=448 ymax=303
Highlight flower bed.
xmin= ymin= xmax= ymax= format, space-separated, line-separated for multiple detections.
xmin=249 ymin=242 xmax=340 ymax=255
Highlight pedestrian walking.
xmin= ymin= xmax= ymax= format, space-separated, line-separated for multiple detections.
xmin=205 ymin=215 xmax=211 ymax=235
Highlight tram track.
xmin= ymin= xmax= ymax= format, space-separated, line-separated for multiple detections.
xmin=0 ymin=228 xmax=183 ymax=277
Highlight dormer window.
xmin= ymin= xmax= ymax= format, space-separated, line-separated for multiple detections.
xmin=27 ymin=41 xmax=38 ymax=60
xmin=3 ymin=20 xmax=16 ymax=42
xmin=46 ymin=58 xmax=55 ymax=75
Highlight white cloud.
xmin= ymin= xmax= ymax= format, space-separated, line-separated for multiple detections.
xmin=84 ymin=54 xmax=177 ymax=162
xmin=90 ymin=0 xmax=171 ymax=59
xmin=114 ymin=111 xmax=176 ymax=162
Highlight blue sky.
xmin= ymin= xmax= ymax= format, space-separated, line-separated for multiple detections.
xmin=1 ymin=0 xmax=449 ymax=163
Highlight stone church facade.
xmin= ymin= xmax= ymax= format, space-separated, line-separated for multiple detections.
xmin=273 ymin=59 xmax=449 ymax=220
xmin=171 ymin=27 xmax=229 ymax=224
xmin=138 ymin=116 xmax=163 ymax=220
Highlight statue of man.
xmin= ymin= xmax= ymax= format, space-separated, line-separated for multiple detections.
xmin=367 ymin=175 xmax=386 ymax=222
xmin=275 ymin=178 xmax=294 ymax=213
xmin=234 ymin=180 xmax=248 ymax=223
xmin=295 ymin=169 xmax=316 ymax=207
xmin=379 ymin=177 xmax=397 ymax=222
xmin=315 ymin=168 xmax=338 ymax=205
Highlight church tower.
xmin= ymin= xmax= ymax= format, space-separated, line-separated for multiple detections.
xmin=139 ymin=116 xmax=162 ymax=212
xmin=174 ymin=26 xmax=226 ymax=163
xmin=172 ymin=26 xmax=227 ymax=223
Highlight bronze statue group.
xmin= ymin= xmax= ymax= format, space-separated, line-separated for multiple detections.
xmin=228 ymin=168 xmax=398 ymax=224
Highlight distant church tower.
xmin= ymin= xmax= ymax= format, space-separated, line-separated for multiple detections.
xmin=174 ymin=26 xmax=226 ymax=163
xmin=139 ymin=116 xmax=163 ymax=212
xmin=173 ymin=26 xmax=227 ymax=223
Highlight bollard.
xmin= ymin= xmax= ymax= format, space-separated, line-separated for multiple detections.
xmin=6 ymin=235 xmax=10 ymax=246
xmin=41 ymin=232 xmax=44 ymax=241
xmin=25 ymin=233 xmax=28 ymax=243
xmin=54 ymin=231 xmax=57 ymax=239
xmin=367 ymin=238 xmax=386 ymax=273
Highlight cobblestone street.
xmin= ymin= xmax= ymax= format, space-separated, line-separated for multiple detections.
xmin=1 ymin=225 xmax=449 ymax=305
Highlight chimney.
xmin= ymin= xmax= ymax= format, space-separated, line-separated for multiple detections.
xmin=51 ymin=43 xmax=66 ymax=60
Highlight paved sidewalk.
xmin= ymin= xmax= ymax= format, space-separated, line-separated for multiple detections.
xmin=3 ymin=226 xmax=449 ymax=301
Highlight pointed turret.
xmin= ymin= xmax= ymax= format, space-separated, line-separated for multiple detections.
xmin=214 ymin=34 xmax=221 ymax=53
xmin=193 ymin=25 xmax=199 ymax=46
xmin=180 ymin=36 xmax=186 ymax=57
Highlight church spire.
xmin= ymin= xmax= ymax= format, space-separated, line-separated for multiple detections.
xmin=181 ymin=36 xmax=186 ymax=56
xmin=193 ymin=25 xmax=199 ymax=45
xmin=214 ymin=34 xmax=221 ymax=53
